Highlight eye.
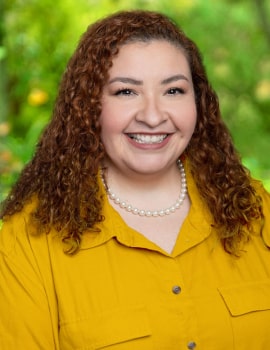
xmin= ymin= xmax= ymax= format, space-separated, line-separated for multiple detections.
xmin=114 ymin=88 xmax=135 ymax=96
xmin=167 ymin=87 xmax=185 ymax=95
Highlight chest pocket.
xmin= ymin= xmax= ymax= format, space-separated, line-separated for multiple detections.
xmin=218 ymin=279 xmax=270 ymax=349
xmin=59 ymin=304 xmax=152 ymax=350
xmin=218 ymin=279 xmax=270 ymax=316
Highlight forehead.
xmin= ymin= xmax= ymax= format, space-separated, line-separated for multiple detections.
xmin=109 ymin=40 xmax=190 ymax=75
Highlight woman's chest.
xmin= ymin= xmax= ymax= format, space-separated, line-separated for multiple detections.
xmin=50 ymin=237 xmax=270 ymax=350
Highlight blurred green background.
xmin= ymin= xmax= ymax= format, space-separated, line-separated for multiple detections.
xmin=0 ymin=0 xmax=270 ymax=201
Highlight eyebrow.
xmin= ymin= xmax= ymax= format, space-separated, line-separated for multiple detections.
xmin=108 ymin=74 xmax=189 ymax=85
xmin=108 ymin=77 xmax=143 ymax=85
xmin=161 ymin=74 xmax=189 ymax=84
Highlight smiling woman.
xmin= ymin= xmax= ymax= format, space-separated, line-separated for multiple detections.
xmin=100 ymin=40 xmax=197 ymax=179
xmin=0 ymin=9 xmax=270 ymax=350
xmin=99 ymin=40 xmax=196 ymax=241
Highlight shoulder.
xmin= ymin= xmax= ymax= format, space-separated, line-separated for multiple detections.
xmin=0 ymin=198 xmax=43 ymax=256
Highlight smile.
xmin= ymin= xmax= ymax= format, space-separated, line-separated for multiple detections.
xmin=128 ymin=134 xmax=168 ymax=144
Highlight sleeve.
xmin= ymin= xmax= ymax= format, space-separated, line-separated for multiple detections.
xmin=0 ymin=213 xmax=59 ymax=350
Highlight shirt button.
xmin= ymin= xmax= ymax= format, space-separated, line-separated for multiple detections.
xmin=187 ymin=341 xmax=196 ymax=349
xmin=172 ymin=285 xmax=181 ymax=294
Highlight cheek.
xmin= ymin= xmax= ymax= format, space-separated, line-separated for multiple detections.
xmin=100 ymin=106 xmax=115 ymax=137
xmin=174 ymin=104 xmax=197 ymax=133
xmin=100 ymin=111 xmax=124 ymax=148
xmin=186 ymin=102 xmax=197 ymax=130
xmin=100 ymin=101 xmax=132 ymax=138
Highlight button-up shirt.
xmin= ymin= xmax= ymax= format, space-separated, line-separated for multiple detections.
xmin=1 ymin=169 xmax=270 ymax=349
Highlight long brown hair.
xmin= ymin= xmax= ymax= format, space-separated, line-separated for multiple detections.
xmin=1 ymin=10 xmax=263 ymax=254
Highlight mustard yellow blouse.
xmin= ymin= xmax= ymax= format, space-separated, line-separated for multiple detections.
xmin=1 ymin=170 xmax=270 ymax=350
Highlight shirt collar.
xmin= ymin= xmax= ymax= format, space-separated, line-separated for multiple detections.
xmin=172 ymin=161 xmax=214 ymax=256
xmin=80 ymin=161 xmax=213 ymax=255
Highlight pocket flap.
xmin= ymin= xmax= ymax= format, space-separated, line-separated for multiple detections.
xmin=218 ymin=280 xmax=270 ymax=316
xmin=60 ymin=304 xmax=151 ymax=349
xmin=93 ymin=305 xmax=151 ymax=348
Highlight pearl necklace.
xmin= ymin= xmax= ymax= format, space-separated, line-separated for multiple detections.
xmin=101 ymin=159 xmax=187 ymax=217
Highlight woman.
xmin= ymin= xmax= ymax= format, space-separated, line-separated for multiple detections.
xmin=1 ymin=10 xmax=270 ymax=350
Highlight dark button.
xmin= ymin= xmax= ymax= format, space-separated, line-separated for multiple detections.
xmin=187 ymin=341 xmax=196 ymax=349
xmin=172 ymin=285 xmax=181 ymax=294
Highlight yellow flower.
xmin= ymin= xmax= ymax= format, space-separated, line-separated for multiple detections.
xmin=0 ymin=122 xmax=10 ymax=136
xmin=255 ymin=80 xmax=270 ymax=101
xmin=28 ymin=89 xmax=49 ymax=106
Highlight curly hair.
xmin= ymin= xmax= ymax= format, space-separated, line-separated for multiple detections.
xmin=1 ymin=10 xmax=263 ymax=254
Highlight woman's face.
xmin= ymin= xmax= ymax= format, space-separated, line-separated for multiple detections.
xmin=100 ymin=40 xmax=197 ymax=177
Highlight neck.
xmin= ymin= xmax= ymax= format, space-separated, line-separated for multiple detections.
xmin=101 ymin=159 xmax=187 ymax=217
xmin=103 ymin=159 xmax=182 ymax=189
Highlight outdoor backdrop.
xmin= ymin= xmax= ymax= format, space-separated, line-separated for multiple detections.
xmin=0 ymin=0 xmax=270 ymax=201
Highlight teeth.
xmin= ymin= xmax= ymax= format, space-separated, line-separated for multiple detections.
xmin=129 ymin=134 xmax=167 ymax=144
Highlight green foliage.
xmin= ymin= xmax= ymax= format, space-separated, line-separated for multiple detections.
xmin=1 ymin=0 xmax=270 ymax=202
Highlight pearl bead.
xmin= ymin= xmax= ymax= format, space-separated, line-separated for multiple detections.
xmin=100 ymin=159 xmax=187 ymax=218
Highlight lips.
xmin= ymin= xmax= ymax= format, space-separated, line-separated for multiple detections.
xmin=128 ymin=134 xmax=168 ymax=144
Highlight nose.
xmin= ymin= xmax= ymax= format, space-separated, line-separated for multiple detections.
xmin=135 ymin=96 xmax=168 ymax=127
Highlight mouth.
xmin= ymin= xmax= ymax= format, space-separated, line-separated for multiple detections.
xmin=127 ymin=133 xmax=168 ymax=144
